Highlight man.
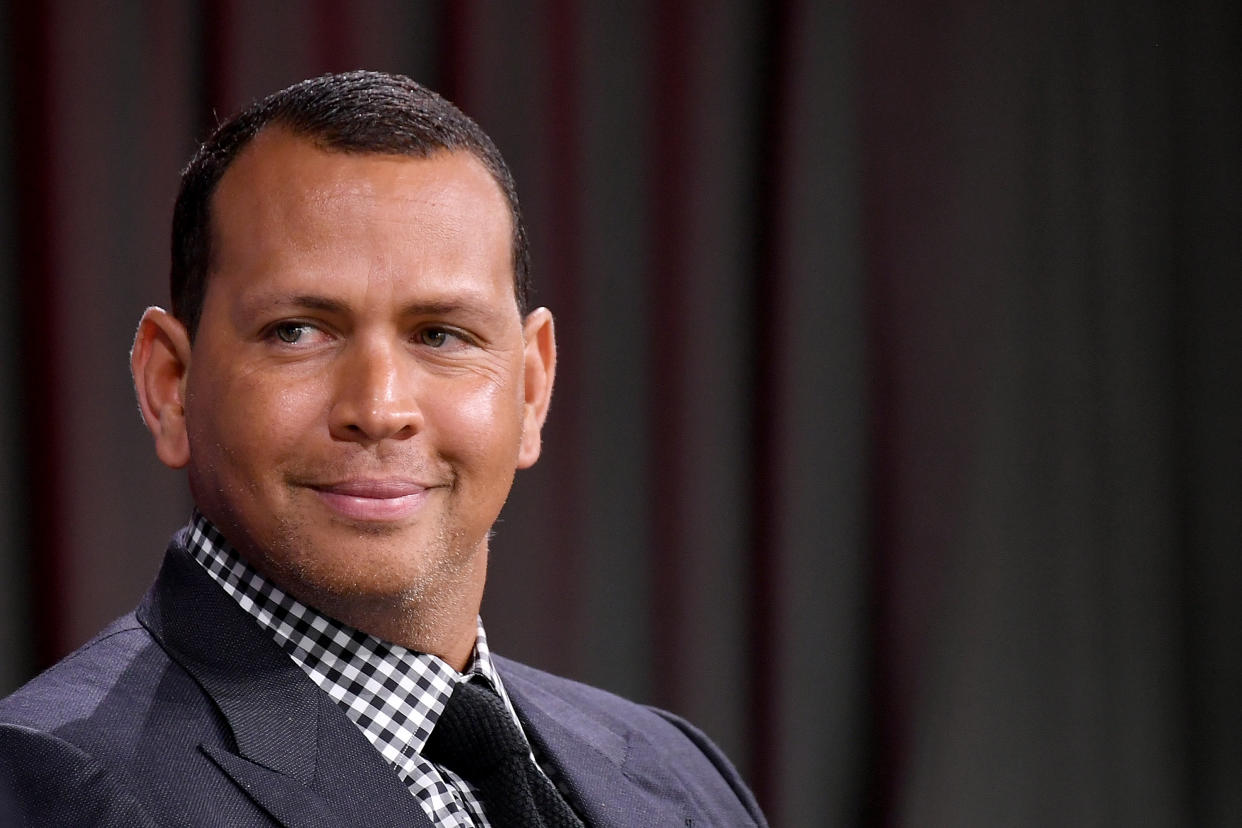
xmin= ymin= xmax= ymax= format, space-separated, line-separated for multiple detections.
xmin=0 ymin=72 xmax=765 ymax=827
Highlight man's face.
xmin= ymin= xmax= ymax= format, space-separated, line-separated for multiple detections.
xmin=181 ymin=129 xmax=546 ymax=616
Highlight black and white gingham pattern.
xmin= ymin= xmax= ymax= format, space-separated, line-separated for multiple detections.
xmin=185 ymin=512 xmax=526 ymax=827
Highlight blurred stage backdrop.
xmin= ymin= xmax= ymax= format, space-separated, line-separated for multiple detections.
xmin=0 ymin=2 xmax=1238 ymax=825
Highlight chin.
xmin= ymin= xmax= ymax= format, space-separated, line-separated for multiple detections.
xmin=278 ymin=530 xmax=478 ymax=600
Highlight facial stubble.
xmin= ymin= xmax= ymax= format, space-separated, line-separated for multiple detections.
xmin=258 ymin=487 xmax=484 ymax=647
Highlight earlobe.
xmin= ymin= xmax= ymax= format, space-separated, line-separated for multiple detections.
xmin=516 ymin=307 xmax=556 ymax=469
xmin=131 ymin=307 xmax=193 ymax=469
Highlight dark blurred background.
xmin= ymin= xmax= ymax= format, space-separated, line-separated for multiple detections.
xmin=1 ymin=2 xmax=1238 ymax=825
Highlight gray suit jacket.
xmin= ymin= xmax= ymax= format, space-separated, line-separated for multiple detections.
xmin=0 ymin=538 xmax=766 ymax=827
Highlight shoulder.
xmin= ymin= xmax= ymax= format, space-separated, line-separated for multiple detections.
xmin=0 ymin=615 xmax=185 ymax=826
xmin=495 ymin=656 xmax=691 ymax=752
xmin=0 ymin=608 xmax=226 ymax=755
xmin=0 ymin=601 xmax=237 ymax=745
xmin=494 ymin=656 xmax=767 ymax=826
xmin=0 ymin=722 xmax=162 ymax=826
xmin=495 ymin=656 xmax=653 ymax=719
xmin=495 ymin=656 xmax=721 ymax=752
xmin=0 ymin=613 xmax=163 ymax=730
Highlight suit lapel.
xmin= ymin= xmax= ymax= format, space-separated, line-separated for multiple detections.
xmin=499 ymin=662 xmax=692 ymax=828
xmin=137 ymin=542 xmax=432 ymax=828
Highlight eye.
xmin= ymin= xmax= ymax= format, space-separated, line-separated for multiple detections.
xmin=267 ymin=321 xmax=329 ymax=347
xmin=418 ymin=327 xmax=453 ymax=348
xmin=273 ymin=322 xmax=309 ymax=344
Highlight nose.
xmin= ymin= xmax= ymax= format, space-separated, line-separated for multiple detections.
xmin=329 ymin=338 xmax=422 ymax=443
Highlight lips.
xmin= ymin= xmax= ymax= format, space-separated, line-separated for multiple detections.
xmin=310 ymin=479 xmax=435 ymax=522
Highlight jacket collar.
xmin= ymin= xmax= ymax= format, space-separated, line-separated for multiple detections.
xmin=497 ymin=657 xmax=695 ymax=828
xmin=136 ymin=537 xmax=432 ymax=828
xmin=136 ymin=537 xmax=699 ymax=827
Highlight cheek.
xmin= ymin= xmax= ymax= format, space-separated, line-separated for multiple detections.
xmin=188 ymin=366 xmax=322 ymax=465
xmin=430 ymin=376 xmax=524 ymax=465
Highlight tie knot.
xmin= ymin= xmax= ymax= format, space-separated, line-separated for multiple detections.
xmin=424 ymin=679 xmax=529 ymax=776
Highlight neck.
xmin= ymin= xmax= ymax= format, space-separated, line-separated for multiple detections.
xmin=240 ymin=539 xmax=490 ymax=672
xmin=321 ymin=568 xmax=486 ymax=671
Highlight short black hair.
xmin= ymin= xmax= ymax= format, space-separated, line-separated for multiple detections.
xmin=170 ymin=70 xmax=530 ymax=337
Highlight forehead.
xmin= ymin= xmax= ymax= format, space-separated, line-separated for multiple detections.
xmin=205 ymin=128 xmax=515 ymax=302
xmin=212 ymin=126 xmax=509 ymax=235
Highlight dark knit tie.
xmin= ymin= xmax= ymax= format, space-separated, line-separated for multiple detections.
xmin=424 ymin=679 xmax=584 ymax=827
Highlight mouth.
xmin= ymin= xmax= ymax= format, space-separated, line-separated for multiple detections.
xmin=309 ymin=479 xmax=437 ymax=522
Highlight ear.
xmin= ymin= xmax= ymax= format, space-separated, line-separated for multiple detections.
xmin=516 ymin=307 xmax=556 ymax=469
xmin=131 ymin=306 xmax=193 ymax=469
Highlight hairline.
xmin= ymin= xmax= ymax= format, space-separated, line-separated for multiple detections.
xmin=194 ymin=125 xmax=524 ymax=331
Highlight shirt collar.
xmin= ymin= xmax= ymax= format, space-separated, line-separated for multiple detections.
xmin=183 ymin=510 xmax=509 ymax=759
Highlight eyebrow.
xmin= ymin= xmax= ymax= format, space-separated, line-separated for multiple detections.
xmin=281 ymin=294 xmax=347 ymax=314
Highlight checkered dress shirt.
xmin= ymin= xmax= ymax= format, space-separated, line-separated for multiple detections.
xmin=184 ymin=512 xmax=525 ymax=827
